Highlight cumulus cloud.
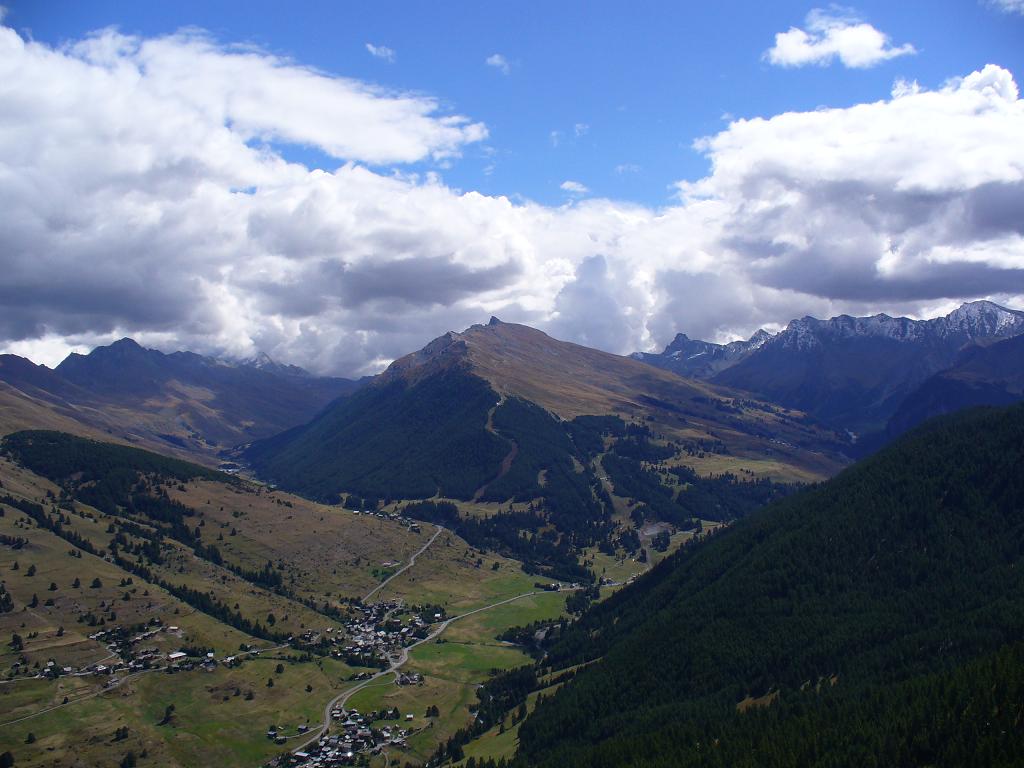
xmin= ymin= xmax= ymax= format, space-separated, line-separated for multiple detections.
xmin=560 ymin=180 xmax=589 ymax=195
xmin=766 ymin=8 xmax=916 ymax=68
xmin=548 ymin=255 xmax=640 ymax=352
xmin=485 ymin=53 xmax=510 ymax=74
xmin=681 ymin=64 xmax=1024 ymax=311
xmin=0 ymin=21 xmax=1022 ymax=373
xmin=365 ymin=43 xmax=395 ymax=62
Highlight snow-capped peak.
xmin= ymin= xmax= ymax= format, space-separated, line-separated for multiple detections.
xmin=940 ymin=301 xmax=1024 ymax=336
xmin=237 ymin=351 xmax=310 ymax=377
xmin=246 ymin=351 xmax=278 ymax=370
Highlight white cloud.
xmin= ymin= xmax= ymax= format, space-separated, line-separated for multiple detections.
xmin=766 ymin=8 xmax=916 ymax=68
xmin=574 ymin=122 xmax=589 ymax=137
xmin=0 ymin=20 xmax=1022 ymax=374
xmin=486 ymin=53 xmax=510 ymax=75
xmin=674 ymin=63 xmax=1024 ymax=323
xmin=365 ymin=43 xmax=395 ymax=62
xmin=16 ymin=27 xmax=485 ymax=166
xmin=560 ymin=180 xmax=589 ymax=195
xmin=615 ymin=163 xmax=641 ymax=175
xmin=549 ymin=130 xmax=562 ymax=147
xmin=986 ymin=0 xmax=1024 ymax=13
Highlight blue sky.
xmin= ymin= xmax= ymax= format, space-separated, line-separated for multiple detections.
xmin=1 ymin=1 xmax=1023 ymax=374
xmin=11 ymin=0 xmax=1023 ymax=207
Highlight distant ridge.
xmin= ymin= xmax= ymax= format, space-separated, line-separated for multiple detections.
xmin=637 ymin=301 xmax=1024 ymax=434
xmin=0 ymin=338 xmax=361 ymax=461
xmin=631 ymin=328 xmax=773 ymax=380
xmin=885 ymin=332 xmax=1024 ymax=439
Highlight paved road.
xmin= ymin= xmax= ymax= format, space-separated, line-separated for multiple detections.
xmin=362 ymin=524 xmax=443 ymax=602
xmin=291 ymin=590 xmax=543 ymax=755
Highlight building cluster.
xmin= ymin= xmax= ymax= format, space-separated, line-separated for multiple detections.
xmin=262 ymin=601 xmax=444 ymax=767
xmin=274 ymin=707 xmax=418 ymax=767
xmin=330 ymin=601 xmax=441 ymax=668
xmin=7 ymin=620 xmax=195 ymax=684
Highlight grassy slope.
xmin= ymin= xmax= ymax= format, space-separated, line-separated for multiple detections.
xmin=0 ymin=443 xmax=574 ymax=767
xmin=0 ymin=656 xmax=361 ymax=768
xmin=170 ymin=479 xmax=428 ymax=602
xmin=0 ymin=457 xmax=254 ymax=664
xmin=459 ymin=321 xmax=847 ymax=481
xmin=0 ymin=385 xmax=112 ymax=442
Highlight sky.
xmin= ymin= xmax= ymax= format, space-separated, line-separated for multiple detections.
xmin=1 ymin=1 xmax=1023 ymax=375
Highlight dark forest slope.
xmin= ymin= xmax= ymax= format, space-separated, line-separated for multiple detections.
xmin=514 ymin=404 xmax=1024 ymax=768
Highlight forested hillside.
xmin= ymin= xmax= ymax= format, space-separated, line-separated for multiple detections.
xmin=510 ymin=404 xmax=1024 ymax=768
xmin=245 ymin=368 xmax=509 ymax=500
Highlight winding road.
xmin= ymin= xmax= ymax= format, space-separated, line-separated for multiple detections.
xmin=291 ymin=589 xmax=543 ymax=755
xmin=362 ymin=524 xmax=444 ymax=603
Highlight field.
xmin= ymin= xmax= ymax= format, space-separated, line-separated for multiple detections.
xmin=371 ymin=532 xmax=543 ymax=613
xmin=666 ymin=450 xmax=827 ymax=484
xmin=0 ymin=655 xmax=361 ymax=768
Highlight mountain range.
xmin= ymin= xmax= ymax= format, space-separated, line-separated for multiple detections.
xmin=0 ymin=339 xmax=360 ymax=459
xmin=3 ymin=304 xmax=1024 ymax=768
xmin=5 ymin=300 xmax=1024 ymax=478
xmin=635 ymin=300 xmax=1024 ymax=436
xmin=632 ymin=328 xmax=773 ymax=379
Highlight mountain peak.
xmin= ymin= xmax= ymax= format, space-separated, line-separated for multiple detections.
xmin=381 ymin=329 xmax=469 ymax=384
xmin=110 ymin=337 xmax=143 ymax=349
xmin=946 ymin=299 xmax=1016 ymax=321
xmin=955 ymin=298 xmax=1007 ymax=312
xmin=238 ymin=350 xmax=309 ymax=376
xmin=57 ymin=339 xmax=154 ymax=372
xmin=74 ymin=337 xmax=150 ymax=360
xmin=939 ymin=300 xmax=1024 ymax=337
xmin=250 ymin=350 xmax=276 ymax=367
xmin=488 ymin=315 xmax=503 ymax=326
